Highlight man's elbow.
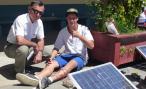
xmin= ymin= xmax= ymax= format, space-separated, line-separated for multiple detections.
xmin=88 ymin=42 xmax=94 ymax=49
xmin=17 ymin=39 xmax=23 ymax=45
xmin=90 ymin=44 xmax=94 ymax=49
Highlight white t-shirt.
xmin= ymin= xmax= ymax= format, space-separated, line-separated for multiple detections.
xmin=54 ymin=24 xmax=94 ymax=63
xmin=138 ymin=12 xmax=146 ymax=27
xmin=138 ymin=12 xmax=146 ymax=24
xmin=105 ymin=22 xmax=119 ymax=35
xmin=7 ymin=13 xmax=44 ymax=44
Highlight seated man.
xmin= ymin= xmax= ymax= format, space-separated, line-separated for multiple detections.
xmin=16 ymin=8 xmax=94 ymax=89
xmin=138 ymin=7 xmax=146 ymax=27
xmin=4 ymin=0 xmax=51 ymax=74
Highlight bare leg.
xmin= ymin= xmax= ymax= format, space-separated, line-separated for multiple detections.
xmin=37 ymin=60 xmax=59 ymax=79
xmin=51 ymin=60 xmax=77 ymax=81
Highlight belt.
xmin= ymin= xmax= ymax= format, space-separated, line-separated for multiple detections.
xmin=6 ymin=41 xmax=14 ymax=46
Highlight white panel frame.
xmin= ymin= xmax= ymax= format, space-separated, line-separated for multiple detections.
xmin=136 ymin=45 xmax=146 ymax=59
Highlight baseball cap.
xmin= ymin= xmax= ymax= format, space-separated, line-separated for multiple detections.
xmin=66 ymin=8 xmax=78 ymax=17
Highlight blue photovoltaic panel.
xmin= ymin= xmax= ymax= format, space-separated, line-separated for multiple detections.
xmin=68 ymin=62 xmax=137 ymax=89
xmin=136 ymin=45 xmax=146 ymax=59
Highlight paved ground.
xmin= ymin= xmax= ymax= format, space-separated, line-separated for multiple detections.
xmin=1 ymin=50 xmax=146 ymax=89
xmin=0 ymin=51 xmax=69 ymax=89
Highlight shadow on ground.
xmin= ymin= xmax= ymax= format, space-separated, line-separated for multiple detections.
xmin=0 ymin=64 xmax=43 ymax=80
xmin=0 ymin=64 xmax=16 ymax=80
xmin=126 ymin=74 xmax=146 ymax=89
xmin=136 ymin=80 xmax=146 ymax=89
xmin=86 ymin=58 xmax=104 ymax=67
xmin=132 ymin=62 xmax=146 ymax=72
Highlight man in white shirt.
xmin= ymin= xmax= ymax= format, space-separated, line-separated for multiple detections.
xmin=138 ymin=7 xmax=146 ymax=27
xmin=4 ymin=0 xmax=50 ymax=73
xmin=16 ymin=8 xmax=94 ymax=89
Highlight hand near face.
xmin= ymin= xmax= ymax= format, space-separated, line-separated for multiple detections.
xmin=72 ymin=30 xmax=81 ymax=38
xmin=66 ymin=13 xmax=79 ymax=35
xmin=68 ymin=21 xmax=81 ymax=38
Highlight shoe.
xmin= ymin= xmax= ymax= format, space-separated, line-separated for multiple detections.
xmin=16 ymin=73 xmax=39 ymax=86
xmin=36 ymin=77 xmax=51 ymax=89
xmin=25 ymin=66 xmax=33 ymax=74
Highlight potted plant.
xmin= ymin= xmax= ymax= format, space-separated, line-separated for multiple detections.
xmin=87 ymin=0 xmax=146 ymax=66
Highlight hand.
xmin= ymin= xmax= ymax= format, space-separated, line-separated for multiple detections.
xmin=47 ymin=57 xmax=54 ymax=64
xmin=69 ymin=23 xmax=80 ymax=37
xmin=32 ymin=42 xmax=37 ymax=48
xmin=33 ymin=51 xmax=42 ymax=63
xmin=72 ymin=30 xmax=81 ymax=38
xmin=33 ymin=44 xmax=39 ymax=52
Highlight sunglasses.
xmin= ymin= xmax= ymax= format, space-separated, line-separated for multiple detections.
xmin=31 ymin=8 xmax=44 ymax=16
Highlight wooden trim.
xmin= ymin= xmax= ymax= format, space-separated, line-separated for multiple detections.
xmin=0 ymin=0 xmax=90 ymax=5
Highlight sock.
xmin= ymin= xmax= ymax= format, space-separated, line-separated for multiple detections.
xmin=34 ymin=75 xmax=40 ymax=80
xmin=48 ymin=77 xmax=53 ymax=83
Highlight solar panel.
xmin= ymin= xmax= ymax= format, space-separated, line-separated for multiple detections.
xmin=68 ymin=62 xmax=137 ymax=89
xmin=136 ymin=45 xmax=146 ymax=59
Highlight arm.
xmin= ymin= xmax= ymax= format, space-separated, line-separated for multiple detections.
xmin=36 ymin=38 xmax=44 ymax=52
xmin=16 ymin=36 xmax=44 ymax=51
xmin=47 ymin=49 xmax=58 ymax=64
xmin=69 ymin=23 xmax=94 ymax=49
xmin=16 ymin=36 xmax=44 ymax=63
xmin=33 ymin=20 xmax=45 ymax=63
xmin=72 ymin=29 xmax=94 ymax=49
xmin=78 ymin=35 xmax=94 ymax=49
xmin=47 ymin=30 xmax=64 ymax=63
xmin=50 ymin=49 xmax=58 ymax=60
xmin=15 ymin=18 xmax=37 ymax=47
xmin=33 ymin=38 xmax=44 ymax=63
xmin=16 ymin=36 xmax=37 ymax=47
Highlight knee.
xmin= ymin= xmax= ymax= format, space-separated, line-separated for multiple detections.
xmin=16 ymin=45 xmax=29 ymax=55
xmin=46 ymin=60 xmax=59 ymax=68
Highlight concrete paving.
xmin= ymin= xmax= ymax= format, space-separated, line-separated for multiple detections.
xmin=1 ymin=50 xmax=146 ymax=89
xmin=0 ymin=50 xmax=69 ymax=89
xmin=120 ymin=62 xmax=146 ymax=89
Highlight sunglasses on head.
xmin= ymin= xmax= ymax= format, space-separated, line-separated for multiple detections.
xmin=31 ymin=8 xmax=44 ymax=16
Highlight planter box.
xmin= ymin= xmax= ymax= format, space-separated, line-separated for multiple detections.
xmin=88 ymin=31 xmax=146 ymax=66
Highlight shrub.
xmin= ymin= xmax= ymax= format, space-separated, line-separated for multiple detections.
xmin=88 ymin=0 xmax=144 ymax=34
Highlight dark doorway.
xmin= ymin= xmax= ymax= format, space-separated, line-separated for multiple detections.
xmin=43 ymin=19 xmax=61 ymax=45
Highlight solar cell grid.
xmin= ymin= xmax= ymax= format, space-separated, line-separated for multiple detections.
xmin=69 ymin=62 xmax=137 ymax=89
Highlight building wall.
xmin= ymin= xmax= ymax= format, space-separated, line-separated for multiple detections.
xmin=0 ymin=0 xmax=95 ymax=51
xmin=0 ymin=0 xmax=90 ymax=5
